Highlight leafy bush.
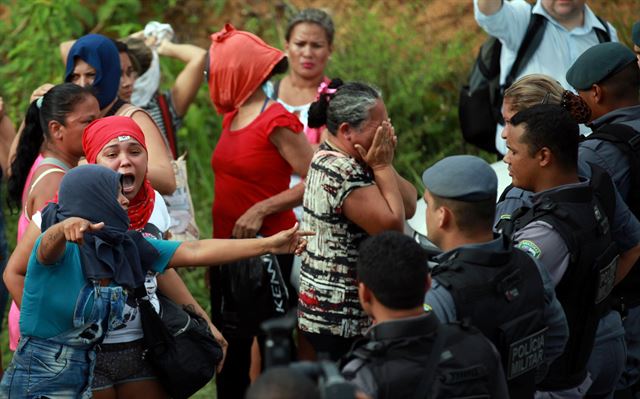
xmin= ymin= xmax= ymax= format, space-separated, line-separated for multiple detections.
xmin=0 ymin=0 xmax=142 ymax=122
xmin=326 ymin=3 xmax=476 ymax=186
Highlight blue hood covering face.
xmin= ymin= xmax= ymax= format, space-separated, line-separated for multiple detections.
xmin=41 ymin=164 xmax=159 ymax=290
xmin=64 ymin=34 xmax=121 ymax=109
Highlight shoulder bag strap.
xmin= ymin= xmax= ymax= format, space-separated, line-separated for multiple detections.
xmin=157 ymin=93 xmax=178 ymax=159
xmin=505 ymin=10 xmax=547 ymax=88
xmin=594 ymin=16 xmax=611 ymax=43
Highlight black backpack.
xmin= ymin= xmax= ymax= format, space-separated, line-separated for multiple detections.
xmin=459 ymin=10 xmax=611 ymax=154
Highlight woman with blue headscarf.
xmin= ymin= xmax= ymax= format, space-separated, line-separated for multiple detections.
xmin=63 ymin=33 xmax=176 ymax=195
xmin=0 ymin=164 xmax=308 ymax=398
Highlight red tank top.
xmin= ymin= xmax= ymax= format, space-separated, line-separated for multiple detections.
xmin=211 ymin=103 xmax=303 ymax=238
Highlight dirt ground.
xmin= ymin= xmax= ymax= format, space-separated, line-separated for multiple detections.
xmin=143 ymin=0 xmax=640 ymax=52
xmin=142 ymin=0 xmax=479 ymax=49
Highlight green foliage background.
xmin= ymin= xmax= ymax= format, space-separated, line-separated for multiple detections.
xmin=0 ymin=0 xmax=638 ymax=396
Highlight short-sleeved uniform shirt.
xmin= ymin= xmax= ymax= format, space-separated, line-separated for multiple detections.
xmin=20 ymin=236 xmax=180 ymax=339
xmin=298 ymin=141 xmax=374 ymax=338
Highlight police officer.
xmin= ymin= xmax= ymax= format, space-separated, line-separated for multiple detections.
xmin=502 ymin=104 xmax=619 ymax=398
xmin=422 ymin=155 xmax=567 ymax=399
xmin=341 ymin=231 xmax=509 ymax=399
xmin=566 ymin=41 xmax=640 ymax=397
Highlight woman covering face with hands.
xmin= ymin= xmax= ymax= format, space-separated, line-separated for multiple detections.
xmin=298 ymin=80 xmax=417 ymax=361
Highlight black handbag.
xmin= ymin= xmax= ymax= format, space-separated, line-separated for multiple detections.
xmin=138 ymin=291 xmax=223 ymax=399
xmin=220 ymin=253 xmax=290 ymax=336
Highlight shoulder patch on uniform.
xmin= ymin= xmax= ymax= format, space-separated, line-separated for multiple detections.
xmin=516 ymin=240 xmax=542 ymax=259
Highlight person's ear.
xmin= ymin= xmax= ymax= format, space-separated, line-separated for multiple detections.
xmin=538 ymin=147 xmax=552 ymax=167
xmin=338 ymin=122 xmax=352 ymax=140
xmin=358 ymin=281 xmax=373 ymax=314
xmin=439 ymin=206 xmax=452 ymax=230
xmin=591 ymin=84 xmax=604 ymax=104
xmin=48 ymin=120 xmax=63 ymax=140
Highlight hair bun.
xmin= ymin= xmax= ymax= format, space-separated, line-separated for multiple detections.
xmin=308 ymin=77 xmax=343 ymax=128
xmin=328 ymin=78 xmax=343 ymax=89
xmin=561 ymin=90 xmax=592 ymax=124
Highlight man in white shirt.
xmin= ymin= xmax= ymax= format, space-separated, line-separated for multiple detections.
xmin=474 ymin=0 xmax=617 ymax=154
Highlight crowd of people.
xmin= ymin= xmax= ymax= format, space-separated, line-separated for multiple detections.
xmin=0 ymin=1 xmax=639 ymax=398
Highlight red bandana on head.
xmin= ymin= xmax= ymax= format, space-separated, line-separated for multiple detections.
xmin=207 ymin=24 xmax=285 ymax=114
xmin=83 ymin=116 xmax=155 ymax=231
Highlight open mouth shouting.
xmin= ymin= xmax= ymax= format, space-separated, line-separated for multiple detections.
xmin=121 ymin=173 xmax=137 ymax=195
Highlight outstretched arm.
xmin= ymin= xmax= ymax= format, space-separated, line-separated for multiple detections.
xmin=231 ymin=126 xmax=313 ymax=238
xmin=169 ymin=224 xmax=310 ymax=268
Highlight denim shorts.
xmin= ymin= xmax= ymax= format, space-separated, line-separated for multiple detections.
xmin=0 ymin=337 xmax=95 ymax=398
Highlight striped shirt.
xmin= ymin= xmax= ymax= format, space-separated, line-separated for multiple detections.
xmin=298 ymin=141 xmax=374 ymax=337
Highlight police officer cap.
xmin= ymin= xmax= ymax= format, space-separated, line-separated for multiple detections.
xmin=633 ymin=21 xmax=640 ymax=46
xmin=422 ymin=155 xmax=497 ymax=201
xmin=567 ymin=42 xmax=636 ymax=90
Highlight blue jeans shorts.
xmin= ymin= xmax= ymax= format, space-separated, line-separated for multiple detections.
xmin=0 ymin=283 xmax=127 ymax=398
xmin=0 ymin=336 xmax=95 ymax=398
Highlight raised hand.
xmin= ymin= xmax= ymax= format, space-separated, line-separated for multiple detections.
xmin=354 ymin=119 xmax=397 ymax=170
xmin=30 ymin=83 xmax=54 ymax=104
